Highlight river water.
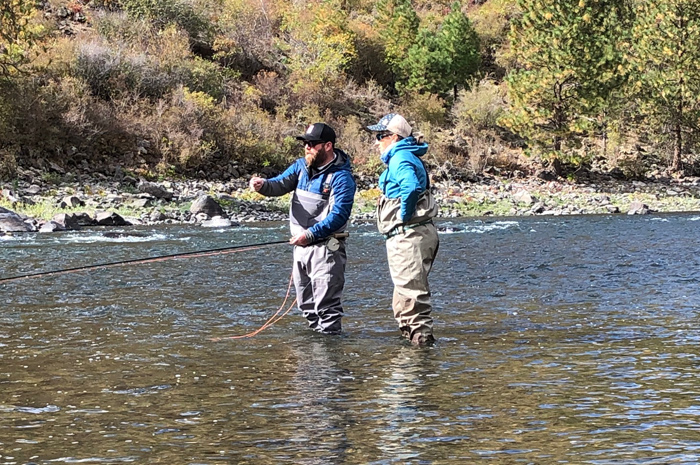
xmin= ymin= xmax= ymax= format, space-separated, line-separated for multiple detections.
xmin=2 ymin=214 xmax=700 ymax=464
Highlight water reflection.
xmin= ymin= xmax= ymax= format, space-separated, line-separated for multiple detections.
xmin=286 ymin=339 xmax=352 ymax=464
xmin=372 ymin=347 xmax=439 ymax=463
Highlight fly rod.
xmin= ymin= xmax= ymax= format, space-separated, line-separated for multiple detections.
xmin=0 ymin=239 xmax=290 ymax=284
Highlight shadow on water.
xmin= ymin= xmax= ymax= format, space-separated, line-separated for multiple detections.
xmin=2 ymin=215 xmax=700 ymax=463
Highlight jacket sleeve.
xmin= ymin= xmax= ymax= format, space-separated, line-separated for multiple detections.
xmin=258 ymin=159 xmax=303 ymax=197
xmin=307 ymin=171 xmax=356 ymax=240
xmin=394 ymin=154 xmax=424 ymax=222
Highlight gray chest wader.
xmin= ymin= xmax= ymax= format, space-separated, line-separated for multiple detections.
xmin=290 ymin=174 xmax=348 ymax=334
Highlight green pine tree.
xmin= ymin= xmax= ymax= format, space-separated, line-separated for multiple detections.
xmin=503 ymin=0 xmax=630 ymax=170
xmin=626 ymin=0 xmax=700 ymax=172
xmin=376 ymin=0 xmax=419 ymax=85
xmin=403 ymin=2 xmax=480 ymax=98
xmin=439 ymin=2 xmax=480 ymax=99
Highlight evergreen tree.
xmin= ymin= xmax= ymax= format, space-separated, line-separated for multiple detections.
xmin=626 ymin=0 xmax=700 ymax=172
xmin=404 ymin=27 xmax=451 ymax=95
xmin=503 ymin=0 xmax=630 ymax=169
xmin=376 ymin=0 xmax=419 ymax=85
xmin=439 ymin=2 xmax=480 ymax=99
xmin=403 ymin=2 xmax=480 ymax=98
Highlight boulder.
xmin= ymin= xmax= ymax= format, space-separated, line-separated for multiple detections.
xmin=513 ymin=189 xmax=535 ymax=205
xmin=74 ymin=212 xmax=94 ymax=226
xmin=0 ymin=211 xmax=30 ymax=232
xmin=94 ymin=211 xmax=129 ymax=226
xmin=132 ymin=198 xmax=153 ymax=208
xmin=51 ymin=213 xmax=82 ymax=230
xmin=39 ymin=221 xmax=66 ymax=233
xmin=25 ymin=185 xmax=42 ymax=195
xmin=59 ymin=195 xmax=85 ymax=208
xmin=138 ymin=180 xmax=173 ymax=200
xmin=190 ymin=195 xmax=225 ymax=218
xmin=627 ymin=201 xmax=650 ymax=215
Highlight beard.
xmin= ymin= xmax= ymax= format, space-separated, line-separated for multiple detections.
xmin=305 ymin=146 xmax=329 ymax=168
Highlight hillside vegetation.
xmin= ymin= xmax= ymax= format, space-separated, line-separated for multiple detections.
xmin=1 ymin=0 xmax=699 ymax=182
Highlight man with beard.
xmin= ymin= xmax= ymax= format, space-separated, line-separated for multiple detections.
xmin=249 ymin=123 xmax=356 ymax=334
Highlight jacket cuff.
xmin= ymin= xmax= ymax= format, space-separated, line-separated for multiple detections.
xmin=304 ymin=230 xmax=315 ymax=243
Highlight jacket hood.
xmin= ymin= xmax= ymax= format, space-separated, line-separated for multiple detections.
xmin=381 ymin=137 xmax=429 ymax=165
xmin=331 ymin=148 xmax=352 ymax=172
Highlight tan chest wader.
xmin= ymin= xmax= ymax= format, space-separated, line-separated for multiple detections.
xmin=290 ymin=174 xmax=348 ymax=334
xmin=377 ymin=190 xmax=439 ymax=340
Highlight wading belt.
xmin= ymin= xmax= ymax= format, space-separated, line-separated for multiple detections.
xmin=384 ymin=219 xmax=434 ymax=239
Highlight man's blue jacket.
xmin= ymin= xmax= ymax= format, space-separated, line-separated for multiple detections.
xmin=259 ymin=149 xmax=356 ymax=241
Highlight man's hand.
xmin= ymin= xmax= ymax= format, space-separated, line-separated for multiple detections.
xmin=290 ymin=232 xmax=312 ymax=246
xmin=249 ymin=177 xmax=265 ymax=192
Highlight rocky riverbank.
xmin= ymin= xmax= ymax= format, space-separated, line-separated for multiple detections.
xmin=2 ymin=166 xmax=700 ymax=233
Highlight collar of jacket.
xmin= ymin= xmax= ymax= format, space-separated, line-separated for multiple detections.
xmin=380 ymin=136 xmax=428 ymax=165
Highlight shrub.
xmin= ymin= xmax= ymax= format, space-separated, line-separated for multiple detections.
xmin=452 ymin=78 xmax=506 ymax=132
xmin=121 ymin=0 xmax=213 ymax=48
xmin=399 ymin=91 xmax=447 ymax=126
xmin=75 ymin=24 xmax=226 ymax=100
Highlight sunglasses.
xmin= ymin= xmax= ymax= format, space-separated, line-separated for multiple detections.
xmin=304 ymin=140 xmax=324 ymax=148
xmin=376 ymin=132 xmax=393 ymax=141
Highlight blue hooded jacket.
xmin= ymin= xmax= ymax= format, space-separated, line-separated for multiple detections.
xmin=379 ymin=137 xmax=429 ymax=223
xmin=259 ymin=149 xmax=356 ymax=240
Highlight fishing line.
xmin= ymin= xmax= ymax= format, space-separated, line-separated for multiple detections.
xmin=0 ymin=239 xmax=290 ymax=284
xmin=211 ymin=274 xmax=298 ymax=341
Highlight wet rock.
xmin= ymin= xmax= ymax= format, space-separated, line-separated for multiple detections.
xmin=0 ymin=211 xmax=31 ymax=232
xmin=190 ymin=195 xmax=225 ymax=218
xmin=39 ymin=221 xmax=66 ymax=232
xmin=94 ymin=211 xmax=129 ymax=226
xmin=103 ymin=231 xmax=148 ymax=238
xmin=51 ymin=213 xmax=82 ymax=230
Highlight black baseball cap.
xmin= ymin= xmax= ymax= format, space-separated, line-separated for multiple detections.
xmin=296 ymin=123 xmax=336 ymax=144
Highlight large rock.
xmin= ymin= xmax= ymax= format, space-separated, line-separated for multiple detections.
xmin=0 ymin=211 xmax=31 ymax=232
xmin=513 ymin=189 xmax=535 ymax=205
xmin=39 ymin=221 xmax=66 ymax=233
xmin=627 ymin=201 xmax=650 ymax=215
xmin=138 ymin=180 xmax=173 ymax=200
xmin=52 ymin=213 xmax=82 ymax=230
xmin=190 ymin=195 xmax=225 ymax=218
xmin=59 ymin=195 xmax=85 ymax=208
xmin=94 ymin=211 xmax=129 ymax=226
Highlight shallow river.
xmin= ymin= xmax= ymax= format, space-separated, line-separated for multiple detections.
xmin=2 ymin=214 xmax=700 ymax=464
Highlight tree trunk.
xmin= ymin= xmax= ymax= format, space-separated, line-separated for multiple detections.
xmin=672 ymin=121 xmax=682 ymax=172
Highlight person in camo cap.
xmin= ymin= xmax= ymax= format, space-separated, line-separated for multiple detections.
xmin=367 ymin=113 xmax=439 ymax=346
xmin=249 ymin=123 xmax=356 ymax=334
